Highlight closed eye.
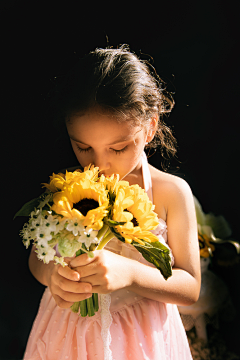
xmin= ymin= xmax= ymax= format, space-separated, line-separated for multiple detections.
xmin=76 ymin=145 xmax=91 ymax=153
xmin=111 ymin=146 xmax=128 ymax=154
xmin=76 ymin=144 xmax=128 ymax=154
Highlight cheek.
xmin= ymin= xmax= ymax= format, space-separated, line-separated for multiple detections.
xmin=75 ymin=154 xmax=92 ymax=168
xmin=71 ymin=146 xmax=89 ymax=167
xmin=120 ymin=146 xmax=143 ymax=171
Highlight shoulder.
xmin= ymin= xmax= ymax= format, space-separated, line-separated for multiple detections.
xmin=149 ymin=164 xmax=195 ymax=221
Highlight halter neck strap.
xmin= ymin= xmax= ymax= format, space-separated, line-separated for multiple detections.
xmin=142 ymin=152 xmax=153 ymax=202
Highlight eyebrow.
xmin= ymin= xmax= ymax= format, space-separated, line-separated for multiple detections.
xmin=69 ymin=129 xmax=142 ymax=146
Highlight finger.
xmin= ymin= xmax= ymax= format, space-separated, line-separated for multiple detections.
xmin=72 ymin=261 xmax=100 ymax=279
xmin=78 ymin=274 xmax=102 ymax=287
xmin=91 ymin=285 xmax=108 ymax=295
xmin=58 ymin=264 xmax=80 ymax=281
xmin=53 ymin=294 xmax=74 ymax=309
xmin=55 ymin=286 xmax=92 ymax=303
xmin=56 ymin=276 xmax=92 ymax=294
xmin=70 ymin=252 xmax=97 ymax=268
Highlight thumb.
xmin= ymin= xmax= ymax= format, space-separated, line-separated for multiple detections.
xmin=70 ymin=252 xmax=96 ymax=268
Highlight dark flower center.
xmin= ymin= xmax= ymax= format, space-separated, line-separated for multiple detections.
xmin=131 ymin=217 xmax=139 ymax=227
xmin=124 ymin=209 xmax=139 ymax=227
xmin=74 ymin=198 xmax=99 ymax=216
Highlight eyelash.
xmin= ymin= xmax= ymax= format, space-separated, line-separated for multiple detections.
xmin=76 ymin=145 xmax=128 ymax=154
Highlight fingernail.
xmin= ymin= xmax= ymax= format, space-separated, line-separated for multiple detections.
xmin=74 ymin=272 xmax=80 ymax=280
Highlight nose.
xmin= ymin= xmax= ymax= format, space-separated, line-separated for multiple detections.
xmin=92 ymin=152 xmax=110 ymax=174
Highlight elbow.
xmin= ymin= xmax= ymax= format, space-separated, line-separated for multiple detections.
xmin=178 ymin=276 xmax=201 ymax=306
xmin=185 ymin=293 xmax=199 ymax=306
xmin=178 ymin=292 xmax=199 ymax=307
xmin=185 ymin=279 xmax=201 ymax=306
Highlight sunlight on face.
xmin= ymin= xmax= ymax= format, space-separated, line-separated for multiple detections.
xmin=66 ymin=108 xmax=148 ymax=180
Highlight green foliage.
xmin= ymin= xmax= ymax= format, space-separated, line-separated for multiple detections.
xmin=109 ymin=227 xmax=172 ymax=280
xmin=13 ymin=197 xmax=40 ymax=219
xmin=132 ymin=240 xmax=172 ymax=280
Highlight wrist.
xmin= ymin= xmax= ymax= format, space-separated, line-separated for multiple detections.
xmin=124 ymin=257 xmax=138 ymax=289
xmin=44 ymin=260 xmax=55 ymax=287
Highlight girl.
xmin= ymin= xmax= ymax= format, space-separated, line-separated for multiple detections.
xmin=24 ymin=45 xmax=201 ymax=360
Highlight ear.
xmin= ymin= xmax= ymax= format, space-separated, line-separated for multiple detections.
xmin=146 ymin=114 xmax=158 ymax=143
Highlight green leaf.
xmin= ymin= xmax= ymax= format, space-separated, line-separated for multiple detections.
xmin=106 ymin=219 xmax=126 ymax=226
xmin=109 ymin=227 xmax=172 ymax=280
xmin=132 ymin=240 xmax=172 ymax=280
xmin=107 ymin=188 xmax=116 ymax=204
xmin=109 ymin=227 xmax=126 ymax=242
xmin=13 ymin=197 xmax=40 ymax=219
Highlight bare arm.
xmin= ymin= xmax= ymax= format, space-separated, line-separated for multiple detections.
xmin=70 ymin=177 xmax=201 ymax=306
xmin=29 ymin=245 xmax=56 ymax=286
xmin=28 ymin=246 xmax=93 ymax=308
xmin=129 ymin=177 xmax=201 ymax=305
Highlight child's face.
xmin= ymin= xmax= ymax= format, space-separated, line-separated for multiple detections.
xmin=66 ymin=108 xmax=148 ymax=180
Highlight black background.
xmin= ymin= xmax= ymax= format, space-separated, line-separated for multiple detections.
xmin=1 ymin=1 xmax=240 ymax=358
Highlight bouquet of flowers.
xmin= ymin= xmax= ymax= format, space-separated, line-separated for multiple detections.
xmin=15 ymin=164 xmax=172 ymax=317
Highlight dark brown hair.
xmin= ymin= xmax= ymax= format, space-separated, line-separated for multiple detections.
xmin=52 ymin=45 xmax=177 ymax=162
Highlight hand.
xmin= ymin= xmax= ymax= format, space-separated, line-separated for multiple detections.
xmin=70 ymin=250 xmax=134 ymax=294
xmin=46 ymin=258 xmax=93 ymax=309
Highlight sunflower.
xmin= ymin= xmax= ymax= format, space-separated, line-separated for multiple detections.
xmin=112 ymin=184 xmax=160 ymax=244
xmin=42 ymin=172 xmax=67 ymax=192
xmin=51 ymin=178 xmax=109 ymax=230
xmin=199 ymin=233 xmax=215 ymax=258
xmin=98 ymin=173 xmax=129 ymax=193
xmin=43 ymin=165 xmax=99 ymax=193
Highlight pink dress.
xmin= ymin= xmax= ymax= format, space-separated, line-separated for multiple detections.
xmin=23 ymin=153 xmax=193 ymax=360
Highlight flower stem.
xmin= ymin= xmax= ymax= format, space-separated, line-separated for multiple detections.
xmin=97 ymin=224 xmax=109 ymax=241
xmin=86 ymin=296 xmax=95 ymax=317
xmin=79 ymin=299 xmax=88 ymax=317
xmin=71 ymin=301 xmax=80 ymax=313
xmin=96 ymin=231 xmax=115 ymax=250
xmin=93 ymin=293 xmax=99 ymax=312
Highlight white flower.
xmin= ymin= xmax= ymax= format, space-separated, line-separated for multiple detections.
xmin=36 ymin=238 xmax=52 ymax=249
xmin=36 ymin=246 xmax=56 ymax=264
xmin=54 ymin=218 xmax=67 ymax=234
xmin=54 ymin=256 xmax=68 ymax=267
xmin=20 ymin=223 xmax=36 ymax=247
xmin=22 ymin=238 xmax=31 ymax=248
xmin=20 ymin=224 xmax=32 ymax=238
xmin=42 ymin=214 xmax=59 ymax=235
xmin=66 ymin=218 xmax=85 ymax=236
xmin=31 ymin=212 xmax=44 ymax=229
xmin=30 ymin=208 xmax=41 ymax=219
xmin=36 ymin=232 xmax=52 ymax=246
xmin=79 ymin=228 xmax=99 ymax=249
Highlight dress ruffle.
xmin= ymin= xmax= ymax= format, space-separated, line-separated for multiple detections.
xmin=24 ymin=287 xmax=192 ymax=360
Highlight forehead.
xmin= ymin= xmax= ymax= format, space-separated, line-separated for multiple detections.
xmin=66 ymin=109 xmax=144 ymax=144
